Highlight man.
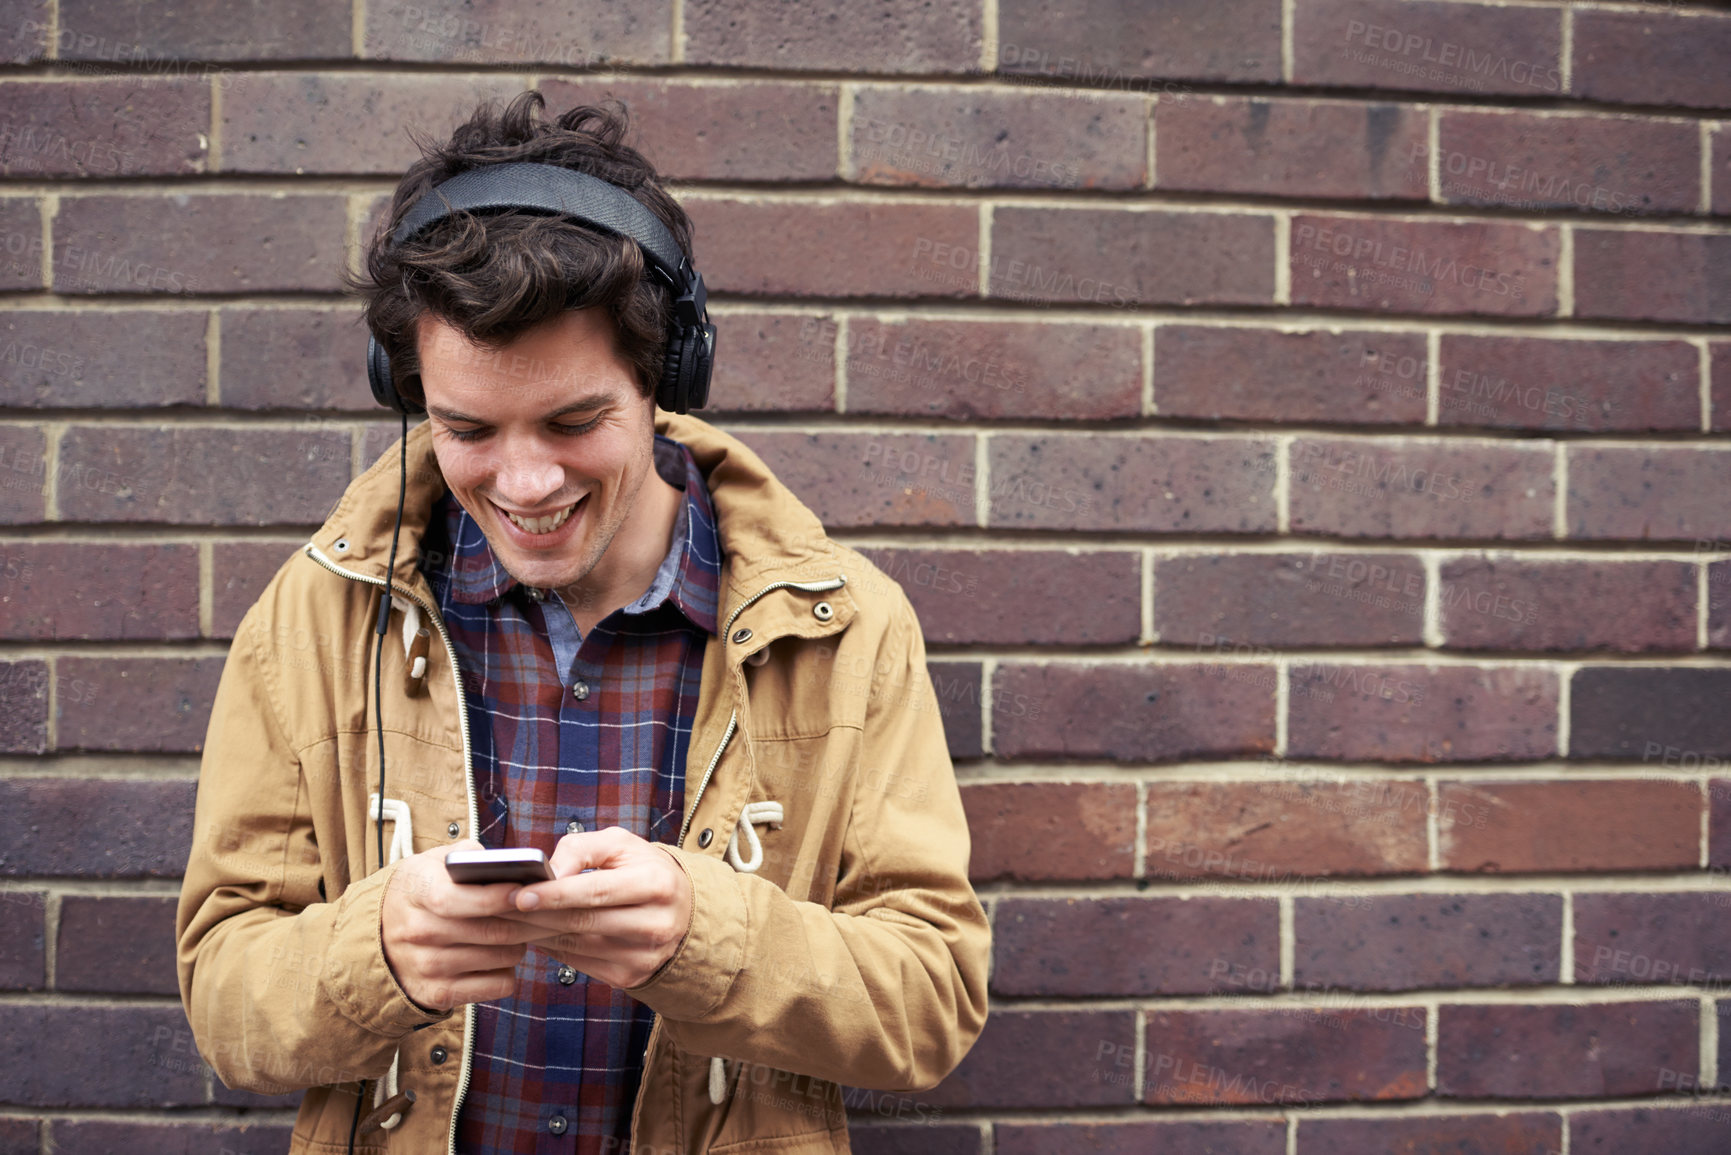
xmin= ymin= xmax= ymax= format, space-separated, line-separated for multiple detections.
xmin=175 ymin=92 xmax=990 ymax=1154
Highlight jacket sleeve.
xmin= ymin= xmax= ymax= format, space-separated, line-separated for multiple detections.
xmin=175 ymin=602 xmax=450 ymax=1094
xmin=625 ymin=590 xmax=991 ymax=1093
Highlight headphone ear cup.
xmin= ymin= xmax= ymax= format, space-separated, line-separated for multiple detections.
xmin=657 ymin=330 xmax=686 ymax=413
xmin=367 ymin=336 xmax=400 ymax=412
xmin=686 ymin=322 xmax=715 ymax=411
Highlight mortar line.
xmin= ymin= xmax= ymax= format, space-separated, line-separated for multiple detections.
xmin=1279 ymin=895 xmax=1295 ymax=987
xmin=1552 ymin=442 xmax=1568 ymax=540
xmin=1426 ymin=329 xmax=1441 ymax=426
xmin=1699 ymin=337 xmax=1713 ymax=433
xmin=980 ymin=656 xmax=995 ymax=757
xmin=1141 ymin=546 xmax=1155 ymax=644
xmin=1560 ymin=5 xmax=1574 ymax=95
xmin=1701 ymin=563 xmax=1712 ymax=652
xmin=1560 ymin=888 xmax=1575 ymax=984
xmin=671 ymin=0 xmax=685 ymax=65
xmin=980 ymin=0 xmax=998 ymax=73
xmin=837 ymin=84 xmax=854 ymax=181
xmin=1142 ymin=321 xmax=1155 ymax=415
xmin=198 ymin=540 xmax=213 ymax=638
xmin=1558 ymin=224 xmax=1575 ymax=318
xmin=1702 ymin=121 xmax=1714 ymax=218
xmin=834 ymin=314 xmax=848 ymax=413
xmin=1273 ymin=211 xmax=1290 ymax=306
xmin=204 ymin=309 xmax=220 ymax=405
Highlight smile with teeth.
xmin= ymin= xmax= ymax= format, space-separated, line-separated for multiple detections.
xmin=499 ymin=496 xmax=584 ymax=535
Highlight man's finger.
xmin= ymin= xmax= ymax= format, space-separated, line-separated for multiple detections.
xmin=512 ymin=863 xmax=661 ymax=912
xmin=546 ymin=825 xmax=639 ymax=878
xmin=493 ymin=903 xmax=659 ymax=941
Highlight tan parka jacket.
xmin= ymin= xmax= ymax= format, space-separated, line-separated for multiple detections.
xmin=175 ymin=411 xmax=991 ymax=1154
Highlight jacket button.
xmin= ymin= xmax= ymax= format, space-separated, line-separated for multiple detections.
xmin=557 ymin=964 xmax=577 ymax=985
xmin=732 ymin=627 xmax=752 ymax=644
xmin=447 ymin=822 xmax=461 ymax=838
xmin=698 ymin=828 xmax=713 ymax=848
xmin=813 ymin=601 xmax=834 ymax=621
xmin=430 ymin=1045 xmax=447 ymax=1065
xmin=548 ymin=1115 xmax=568 ymax=1135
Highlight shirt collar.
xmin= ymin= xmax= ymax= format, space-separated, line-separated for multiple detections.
xmin=428 ymin=434 xmax=721 ymax=636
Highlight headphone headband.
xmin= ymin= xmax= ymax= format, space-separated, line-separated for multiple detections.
xmin=366 ymin=160 xmax=714 ymax=415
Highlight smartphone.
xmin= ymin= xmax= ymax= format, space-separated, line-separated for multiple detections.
xmin=445 ymin=847 xmax=555 ymax=885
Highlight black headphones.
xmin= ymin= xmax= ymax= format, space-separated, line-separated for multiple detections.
xmin=365 ymin=161 xmax=716 ymax=416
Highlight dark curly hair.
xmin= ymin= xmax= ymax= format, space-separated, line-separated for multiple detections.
xmin=346 ymin=90 xmax=693 ymax=409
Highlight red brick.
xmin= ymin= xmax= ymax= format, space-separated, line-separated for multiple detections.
xmin=989 ymin=433 xmax=1276 ymax=533
xmin=1295 ymin=1113 xmax=1562 ymax=1155
xmin=1145 ymin=780 xmax=1429 ymax=880
xmin=0 ymin=197 xmax=44 ymax=289
xmin=0 ymin=78 xmax=208 ymax=177
xmin=1157 ymin=97 xmax=1427 ymax=201
xmin=1572 ymin=9 xmax=1731 ymax=111
xmin=685 ymin=198 xmax=980 ymax=299
xmin=541 ymin=78 xmax=838 ymax=183
xmin=56 ymin=426 xmax=351 ymax=525
xmin=1439 ymin=335 xmax=1699 ymax=433
xmin=1156 ymin=326 xmax=1428 ymax=425
xmin=0 ymin=1004 xmax=209 ymax=1107
xmin=1437 ymin=780 xmax=1699 ymax=873
xmin=992 ymin=896 xmax=1280 ymax=996
xmin=0 ymin=309 xmax=208 ymax=408
xmin=0 ymin=424 xmax=47 ymax=522
xmin=855 ymin=547 xmax=1140 ymax=646
xmin=849 ymin=85 xmax=1144 ymax=190
xmin=999 ymin=1121 xmax=1287 ymax=1155
xmin=0 ymin=660 xmax=47 ymax=753
xmin=990 ymin=206 xmax=1276 ymax=306
xmin=1715 ymin=342 xmax=1731 ymax=430
xmin=218 ymin=306 xmax=373 ymax=411
xmin=1716 ymin=127 xmax=1731 ymax=217
xmin=1713 ymin=779 xmax=1731 ymax=869
xmin=0 ymin=1119 xmax=35 ymax=1155
xmin=59 ymin=0 xmax=350 ymax=60
xmin=1575 ymin=894 xmax=1731 ymax=989
xmin=1570 ymin=448 xmax=1731 ymax=542
xmin=1572 ymin=669 xmax=1731 ymax=761
xmin=925 ymin=1010 xmax=1137 ymax=1108
xmin=1289 ymin=437 xmax=1554 ymax=540
xmin=1291 ymin=214 xmax=1559 ymax=317
xmin=219 ymin=73 xmax=522 ymax=174
xmin=994 ymin=663 xmax=1277 ymax=762
xmin=847 ymin=1125 xmax=981 ymax=1155
xmin=52 ymin=1121 xmax=300 ymax=1155
xmin=685 ymin=0 xmax=981 ymax=74
xmin=960 ymin=782 xmax=1137 ymax=882
xmin=54 ymin=194 xmax=349 ymax=295
xmin=0 ymin=778 xmax=196 ymax=877
xmin=1145 ymin=1008 xmax=1427 ymax=1105
xmin=211 ymin=540 xmax=304 ymax=638
xmin=928 ymin=662 xmax=984 ymax=760
xmin=56 ymin=656 xmax=224 ymax=753
xmin=998 ymin=0 xmax=1281 ymax=84
xmin=2 ymin=543 xmax=198 ymax=641
xmin=0 ymin=0 xmax=47 ymax=64
xmin=729 ymin=429 xmax=976 ymax=527
xmin=1571 ymin=1107 xmax=1731 ymax=1155
xmin=1295 ymin=894 xmax=1562 ymax=991
xmin=704 ymin=311 xmax=836 ymax=414
xmin=1156 ymin=553 xmax=1426 ymax=647
xmin=56 ymin=895 xmax=178 ymax=994
xmin=363 ymin=0 xmax=668 ymax=64
xmin=1293 ymin=0 xmax=1563 ymax=97
xmin=1438 ymin=1001 xmax=1697 ymax=1099
xmin=841 ymin=317 xmax=1141 ymax=420
xmin=1290 ymin=663 xmax=1558 ymax=762
xmin=1435 ymin=109 xmax=1699 ymax=216
xmin=0 ymin=892 xmax=45 ymax=989
xmin=1440 ymin=558 xmax=1695 ymax=653
xmin=1574 ymin=231 xmax=1731 ymax=325
xmin=1712 ymin=561 xmax=1731 ymax=649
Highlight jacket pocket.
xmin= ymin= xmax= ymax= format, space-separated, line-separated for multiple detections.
xmin=706 ymin=1060 xmax=849 ymax=1154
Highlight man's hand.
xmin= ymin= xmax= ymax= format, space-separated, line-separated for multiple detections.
xmin=380 ymin=840 xmax=546 ymax=1013
xmin=499 ymin=826 xmax=692 ymax=991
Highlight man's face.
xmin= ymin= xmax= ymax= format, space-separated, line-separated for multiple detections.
xmin=415 ymin=307 xmax=657 ymax=595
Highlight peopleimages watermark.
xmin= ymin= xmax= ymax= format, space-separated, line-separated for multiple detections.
xmin=1293 ymin=222 xmax=1527 ymax=301
xmin=1407 ymin=142 xmax=1650 ymax=216
xmin=998 ymin=43 xmax=1194 ymax=102
xmin=18 ymin=19 xmax=255 ymax=94
xmin=854 ymin=115 xmax=1080 ymax=187
xmin=796 ymin=317 xmax=1028 ymax=395
xmin=910 ymin=236 xmax=1137 ymax=306
xmin=386 ymin=4 xmax=594 ymax=66
xmin=1339 ymin=19 xmax=1562 ymax=93
xmin=0 ymin=121 xmax=132 ymax=174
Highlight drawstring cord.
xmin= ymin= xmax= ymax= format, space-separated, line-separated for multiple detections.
xmin=708 ymin=801 xmax=783 ymax=1105
xmin=368 ymin=789 xmax=414 ymax=1130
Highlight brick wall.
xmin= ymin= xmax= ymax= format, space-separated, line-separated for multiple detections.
xmin=2 ymin=0 xmax=1730 ymax=1151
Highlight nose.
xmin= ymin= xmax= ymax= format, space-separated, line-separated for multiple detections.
xmin=491 ymin=435 xmax=566 ymax=510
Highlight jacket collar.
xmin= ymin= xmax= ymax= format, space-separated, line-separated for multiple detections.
xmin=307 ymin=411 xmax=854 ymax=640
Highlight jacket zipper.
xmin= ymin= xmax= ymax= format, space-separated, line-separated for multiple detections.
xmin=302 ymin=543 xmax=480 ymax=1155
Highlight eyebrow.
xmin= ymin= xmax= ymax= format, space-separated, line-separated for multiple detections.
xmin=426 ymin=396 xmax=612 ymax=425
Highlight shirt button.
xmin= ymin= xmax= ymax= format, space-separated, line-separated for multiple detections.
xmin=548 ymin=1114 xmax=568 ymax=1135
xmin=430 ymin=1045 xmax=447 ymax=1065
xmin=565 ymin=819 xmax=584 ymax=834
xmin=557 ymin=965 xmax=577 ymax=985
xmin=571 ymin=680 xmax=589 ymax=701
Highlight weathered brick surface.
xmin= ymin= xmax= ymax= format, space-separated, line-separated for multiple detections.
xmin=1157 ymin=97 xmax=1427 ymax=201
xmin=1156 ymin=326 xmax=1428 ymax=425
xmin=0 ymin=893 xmax=45 ymax=989
xmin=1570 ymin=668 xmax=1731 ymax=760
xmin=1437 ymin=780 xmax=1700 ymax=873
xmin=0 ymin=543 xmax=200 ymax=640
xmin=58 ymin=0 xmax=351 ymax=60
xmin=1293 ymin=0 xmax=1563 ymax=98
xmin=0 ymin=424 xmax=46 ymax=523
xmin=998 ymin=1121 xmax=1287 ymax=1155
xmin=1437 ymin=335 xmax=1700 ymax=432
xmin=1438 ymin=558 xmax=1696 ymax=653
xmin=730 ymin=429 xmax=977 ymax=527
xmin=218 ymin=306 xmax=373 ymax=411
xmin=1571 ymin=1107 xmax=1731 ymax=1155
xmin=0 ymin=197 xmax=44 ymax=289
xmin=51 ymin=1121 xmax=300 ymax=1155
xmin=56 ymin=894 xmax=180 ymax=994
xmin=1290 ymin=215 xmax=1560 ymax=317
xmin=1288 ymin=437 xmax=1555 ymax=540
xmin=704 ymin=311 xmax=837 ymax=413
xmin=55 ymin=657 xmax=225 ymax=752
xmin=1569 ymin=448 xmax=1731 ymax=542
xmin=1574 ymin=893 xmax=1731 ymax=989
xmin=961 ymin=782 xmax=1137 ymax=882
xmin=685 ymin=0 xmax=982 ymax=74
xmin=847 ymin=1125 xmax=982 ymax=1155
xmin=0 ymin=1004 xmax=207 ymax=1106
xmin=1572 ymin=9 xmax=1731 ymax=111
xmin=362 ymin=0 xmax=669 ymax=65
xmin=0 ymin=660 xmax=48 ymax=753
xmin=991 ymin=897 xmax=1279 ymax=996
xmin=0 ymin=78 xmax=208 ymax=177
xmin=1574 ymin=231 xmax=1731 ymax=325
xmin=1437 ymin=1001 xmax=1698 ymax=1098
xmin=1296 ymin=1113 xmax=1562 ymax=1154
xmin=928 ymin=661 xmax=984 ymax=760
xmin=998 ymin=0 xmax=1282 ymax=84
xmin=0 ymin=778 xmax=196 ymax=876
xmin=1295 ymin=894 xmax=1562 ymax=990
xmin=0 ymin=309 xmax=208 ymax=408
xmin=1144 ymin=1008 xmax=1428 ymax=1105
xmin=923 ymin=1010 xmax=1138 ymax=1108
xmin=1156 ymin=552 xmax=1425 ymax=647
xmin=1287 ymin=663 xmax=1558 ymax=762
xmin=211 ymin=540 xmax=302 ymax=637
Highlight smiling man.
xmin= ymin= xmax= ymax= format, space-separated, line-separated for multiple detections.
xmin=175 ymin=92 xmax=990 ymax=1155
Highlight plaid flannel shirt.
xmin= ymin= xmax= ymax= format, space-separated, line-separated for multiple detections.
xmin=419 ymin=433 xmax=721 ymax=1155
